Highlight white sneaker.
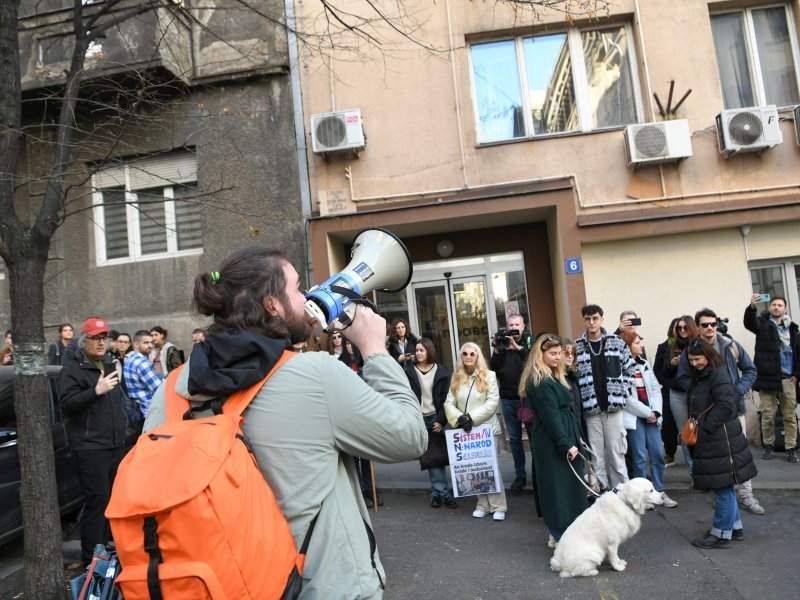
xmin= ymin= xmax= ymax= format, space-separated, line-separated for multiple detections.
xmin=547 ymin=535 xmax=557 ymax=549
xmin=492 ymin=511 xmax=506 ymax=521
xmin=661 ymin=492 xmax=678 ymax=508
xmin=472 ymin=508 xmax=486 ymax=518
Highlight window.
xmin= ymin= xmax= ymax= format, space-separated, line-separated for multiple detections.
xmin=92 ymin=152 xmax=203 ymax=265
xmin=711 ymin=4 xmax=800 ymax=109
xmin=749 ymin=257 xmax=800 ymax=318
xmin=470 ymin=24 xmax=641 ymax=144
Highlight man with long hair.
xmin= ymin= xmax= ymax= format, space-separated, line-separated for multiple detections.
xmin=143 ymin=246 xmax=426 ymax=597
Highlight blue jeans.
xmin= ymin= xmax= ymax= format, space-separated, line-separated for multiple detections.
xmin=628 ymin=419 xmax=666 ymax=492
xmin=500 ymin=398 xmax=526 ymax=479
xmin=670 ymin=389 xmax=693 ymax=474
xmin=423 ymin=415 xmax=452 ymax=499
xmin=711 ymin=486 xmax=743 ymax=539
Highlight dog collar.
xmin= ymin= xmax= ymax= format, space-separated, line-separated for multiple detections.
xmin=611 ymin=486 xmax=637 ymax=511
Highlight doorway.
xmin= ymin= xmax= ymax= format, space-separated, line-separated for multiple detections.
xmin=376 ymin=252 xmax=529 ymax=369
xmin=413 ymin=276 xmax=490 ymax=372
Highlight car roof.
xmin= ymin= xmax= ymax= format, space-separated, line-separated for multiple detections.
xmin=0 ymin=365 xmax=63 ymax=393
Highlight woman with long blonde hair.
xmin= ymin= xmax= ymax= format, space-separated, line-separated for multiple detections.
xmin=520 ymin=334 xmax=588 ymax=545
xmin=444 ymin=342 xmax=506 ymax=520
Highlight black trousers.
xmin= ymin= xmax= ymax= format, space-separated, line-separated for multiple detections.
xmin=73 ymin=447 xmax=124 ymax=564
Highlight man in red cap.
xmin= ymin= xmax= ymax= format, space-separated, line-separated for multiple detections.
xmin=59 ymin=316 xmax=126 ymax=566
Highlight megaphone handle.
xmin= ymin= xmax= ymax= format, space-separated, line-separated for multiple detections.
xmin=329 ymin=285 xmax=380 ymax=315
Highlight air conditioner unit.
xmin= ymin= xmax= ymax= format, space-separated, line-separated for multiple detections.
xmin=310 ymin=109 xmax=366 ymax=155
xmin=623 ymin=119 xmax=693 ymax=168
xmin=716 ymin=105 xmax=782 ymax=157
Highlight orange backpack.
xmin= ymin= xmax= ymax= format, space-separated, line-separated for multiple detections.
xmin=106 ymin=350 xmax=314 ymax=599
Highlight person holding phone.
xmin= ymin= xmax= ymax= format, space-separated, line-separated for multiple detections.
xmin=387 ymin=317 xmax=418 ymax=365
xmin=744 ymin=294 xmax=800 ymax=463
xmin=59 ymin=317 xmax=127 ymax=566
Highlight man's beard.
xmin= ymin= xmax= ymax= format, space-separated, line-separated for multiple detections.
xmin=285 ymin=303 xmax=312 ymax=345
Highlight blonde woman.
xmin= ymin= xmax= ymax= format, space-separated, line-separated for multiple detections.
xmin=444 ymin=342 xmax=506 ymax=520
xmin=519 ymin=335 xmax=588 ymax=543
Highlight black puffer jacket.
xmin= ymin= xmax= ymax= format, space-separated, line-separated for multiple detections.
xmin=59 ymin=349 xmax=126 ymax=451
xmin=404 ymin=362 xmax=451 ymax=426
xmin=743 ymin=306 xmax=800 ymax=391
xmin=689 ymin=365 xmax=757 ymax=490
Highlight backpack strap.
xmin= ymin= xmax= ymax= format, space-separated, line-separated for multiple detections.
xmin=164 ymin=350 xmax=296 ymax=423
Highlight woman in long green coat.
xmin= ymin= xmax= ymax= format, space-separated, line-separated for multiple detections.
xmin=520 ymin=334 xmax=589 ymax=543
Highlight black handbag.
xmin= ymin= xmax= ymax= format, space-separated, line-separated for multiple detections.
xmin=118 ymin=388 xmax=144 ymax=445
xmin=418 ymin=429 xmax=449 ymax=470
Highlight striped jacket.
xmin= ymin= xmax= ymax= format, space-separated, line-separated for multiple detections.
xmin=574 ymin=331 xmax=636 ymax=415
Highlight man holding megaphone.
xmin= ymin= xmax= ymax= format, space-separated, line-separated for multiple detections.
xmin=143 ymin=240 xmax=426 ymax=598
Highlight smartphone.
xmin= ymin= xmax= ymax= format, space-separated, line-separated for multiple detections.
xmin=759 ymin=293 xmax=771 ymax=303
xmin=629 ymin=318 xmax=642 ymax=326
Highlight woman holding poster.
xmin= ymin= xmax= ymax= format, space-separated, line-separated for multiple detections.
xmin=444 ymin=342 xmax=507 ymax=521
xmin=519 ymin=335 xmax=588 ymax=545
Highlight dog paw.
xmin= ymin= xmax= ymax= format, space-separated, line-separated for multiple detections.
xmin=611 ymin=560 xmax=627 ymax=572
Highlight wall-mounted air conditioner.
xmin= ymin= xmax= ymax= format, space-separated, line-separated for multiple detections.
xmin=310 ymin=109 xmax=366 ymax=155
xmin=716 ymin=105 xmax=782 ymax=157
xmin=623 ymin=119 xmax=693 ymax=168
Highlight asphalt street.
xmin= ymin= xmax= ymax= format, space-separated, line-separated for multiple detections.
xmin=370 ymin=488 xmax=800 ymax=600
xmin=1 ymin=443 xmax=798 ymax=598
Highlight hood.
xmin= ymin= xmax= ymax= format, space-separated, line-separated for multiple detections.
xmin=187 ymin=329 xmax=288 ymax=397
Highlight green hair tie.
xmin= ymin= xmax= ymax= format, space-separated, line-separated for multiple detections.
xmin=210 ymin=271 xmax=220 ymax=283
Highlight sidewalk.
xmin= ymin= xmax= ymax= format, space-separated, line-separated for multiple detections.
xmin=373 ymin=441 xmax=800 ymax=493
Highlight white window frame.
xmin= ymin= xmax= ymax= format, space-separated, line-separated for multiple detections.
xmin=468 ymin=23 xmax=643 ymax=144
xmin=92 ymin=155 xmax=202 ymax=266
xmin=748 ymin=257 xmax=800 ymax=319
xmin=712 ymin=3 xmax=800 ymax=109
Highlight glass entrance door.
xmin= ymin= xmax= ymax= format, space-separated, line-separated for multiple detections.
xmin=450 ymin=277 xmax=490 ymax=361
xmin=412 ymin=276 xmax=490 ymax=371
xmin=413 ymin=283 xmax=454 ymax=372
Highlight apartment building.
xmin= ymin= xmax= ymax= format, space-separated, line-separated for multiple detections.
xmin=296 ymin=0 xmax=800 ymax=367
xmin=1 ymin=0 xmax=306 ymax=345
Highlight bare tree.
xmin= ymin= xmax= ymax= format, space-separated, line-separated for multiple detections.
xmin=0 ymin=0 xmax=606 ymax=597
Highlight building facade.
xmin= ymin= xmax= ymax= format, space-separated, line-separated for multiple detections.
xmin=1 ymin=0 xmax=307 ymax=349
xmin=296 ymin=0 xmax=800 ymax=368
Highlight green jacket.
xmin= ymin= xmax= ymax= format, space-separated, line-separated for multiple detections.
xmin=525 ymin=376 xmax=588 ymax=529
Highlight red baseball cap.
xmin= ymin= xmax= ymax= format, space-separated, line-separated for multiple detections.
xmin=81 ymin=317 xmax=109 ymax=337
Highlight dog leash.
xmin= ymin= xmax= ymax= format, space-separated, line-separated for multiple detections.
xmin=566 ymin=448 xmax=603 ymax=498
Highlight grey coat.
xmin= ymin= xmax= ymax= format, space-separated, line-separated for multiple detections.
xmin=145 ymin=351 xmax=426 ymax=599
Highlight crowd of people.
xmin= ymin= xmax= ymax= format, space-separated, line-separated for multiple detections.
xmin=2 ymin=268 xmax=797 ymax=592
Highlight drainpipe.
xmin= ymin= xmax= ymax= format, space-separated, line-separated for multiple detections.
xmin=284 ymin=0 xmax=314 ymax=285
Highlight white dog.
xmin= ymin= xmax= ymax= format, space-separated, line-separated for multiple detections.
xmin=550 ymin=477 xmax=663 ymax=578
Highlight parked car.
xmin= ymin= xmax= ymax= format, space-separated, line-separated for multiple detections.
xmin=0 ymin=366 xmax=83 ymax=545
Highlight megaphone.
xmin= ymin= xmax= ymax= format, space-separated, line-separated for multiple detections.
xmin=305 ymin=228 xmax=413 ymax=331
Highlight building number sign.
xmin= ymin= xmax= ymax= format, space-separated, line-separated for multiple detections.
xmin=565 ymin=257 xmax=582 ymax=274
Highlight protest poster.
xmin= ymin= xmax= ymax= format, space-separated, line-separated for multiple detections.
xmin=445 ymin=424 xmax=502 ymax=497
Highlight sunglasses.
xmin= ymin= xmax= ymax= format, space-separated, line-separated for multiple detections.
xmin=331 ymin=334 xmax=342 ymax=339
xmin=461 ymin=351 xmax=477 ymax=357
xmin=699 ymin=322 xmax=717 ymax=329
xmin=676 ymin=325 xmax=688 ymax=331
